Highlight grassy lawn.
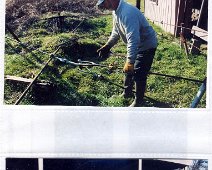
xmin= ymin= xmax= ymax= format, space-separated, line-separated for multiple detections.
xmin=4 ymin=12 xmax=207 ymax=107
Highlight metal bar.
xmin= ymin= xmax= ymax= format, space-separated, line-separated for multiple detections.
xmin=14 ymin=47 xmax=61 ymax=105
xmin=55 ymin=57 xmax=123 ymax=69
xmin=6 ymin=24 xmax=31 ymax=52
xmin=190 ymin=78 xmax=206 ymax=108
xmin=197 ymin=0 xmax=205 ymax=27
xmin=56 ymin=56 xmax=204 ymax=83
xmin=6 ymin=24 xmax=22 ymax=43
xmin=71 ymin=19 xmax=85 ymax=33
xmin=149 ymin=71 xmax=204 ymax=83
xmin=79 ymin=69 xmax=136 ymax=93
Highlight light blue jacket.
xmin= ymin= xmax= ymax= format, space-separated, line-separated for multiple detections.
xmin=106 ymin=0 xmax=158 ymax=64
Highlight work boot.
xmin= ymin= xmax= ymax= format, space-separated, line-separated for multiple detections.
xmin=120 ymin=74 xmax=134 ymax=98
xmin=129 ymin=81 xmax=146 ymax=107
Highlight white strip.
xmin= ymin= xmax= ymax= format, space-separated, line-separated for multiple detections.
xmin=138 ymin=159 xmax=142 ymax=170
xmin=112 ymin=110 xmax=130 ymax=152
xmin=0 ymin=157 xmax=6 ymax=170
xmin=1 ymin=108 xmax=211 ymax=155
xmin=38 ymin=158 xmax=43 ymax=170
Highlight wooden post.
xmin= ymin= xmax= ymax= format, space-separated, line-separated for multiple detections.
xmin=175 ymin=0 xmax=186 ymax=37
xmin=180 ymin=32 xmax=189 ymax=56
xmin=180 ymin=23 xmax=184 ymax=48
xmin=136 ymin=0 xmax=141 ymax=10
xmin=58 ymin=12 xmax=64 ymax=33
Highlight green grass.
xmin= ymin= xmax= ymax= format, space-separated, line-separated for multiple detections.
xmin=4 ymin=14 xmax=207 ymax=107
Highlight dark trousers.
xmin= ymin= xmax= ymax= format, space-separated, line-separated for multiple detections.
xmin=134 ymin=48 xmax=156 ymax=81
xmin=124 ymin=48 xmax=156 ymax=98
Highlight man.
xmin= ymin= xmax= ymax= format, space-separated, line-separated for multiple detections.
xmin=97 ymin=0 xmax=157 ymax=107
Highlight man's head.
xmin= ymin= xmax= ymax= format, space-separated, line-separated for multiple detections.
xmin=97 ymin=0 xmax=119 ymax=10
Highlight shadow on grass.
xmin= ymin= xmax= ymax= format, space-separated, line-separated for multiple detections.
xmin=144 ymin=96 xmax=173 ymax=108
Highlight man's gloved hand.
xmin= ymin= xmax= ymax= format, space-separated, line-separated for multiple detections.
xmin=97 ymin=44 xmax=111 ymax=58
xmin=123 ymin=62 xmax=134 ymax=74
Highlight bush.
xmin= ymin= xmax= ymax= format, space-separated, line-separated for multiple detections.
xmin=6 ymin=0 xmax=100 ymax=33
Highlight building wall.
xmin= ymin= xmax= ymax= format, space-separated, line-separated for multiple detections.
xmin=144 ymin=0 xmax=180 ymax=35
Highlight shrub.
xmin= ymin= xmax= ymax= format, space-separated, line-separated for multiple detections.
xmin=6 ymin=0 xmax=100 ymax=33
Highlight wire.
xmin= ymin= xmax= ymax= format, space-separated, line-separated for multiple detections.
xmin=149 ymin=19 xmax=208 ymax=35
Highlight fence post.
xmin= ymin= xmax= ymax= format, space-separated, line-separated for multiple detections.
xmin=136 ymin=0 xmax=141 ymax=10
xmin=179 ymin=23 xmax=189 ymax=56
xmin=58 ymin=12 xmax=64 ymax=33
xmin=180 ymin=23 xmax=183 ymax=48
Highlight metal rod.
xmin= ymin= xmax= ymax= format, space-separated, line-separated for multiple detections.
xmin=56 ymin=57 xmax=204 ymax=83
xmin=197 ymin=0 xmax=205 ymax=27
xmin=190 ymin=78 xmax=206 ymax=108
xmin=55 ymin=57 xmax=123 ymax=69
xmin=79 ymin=69 xmax=136 ymax=93
xmin=6 ymin=24 xmax=31 ymax=52
xmin=14 ymin=47 xmax=61 ymax=105
xmin=148 ymin=71 xmax=204 ymax=83
xmin=6 ymin=24 xmax=21 ymax=43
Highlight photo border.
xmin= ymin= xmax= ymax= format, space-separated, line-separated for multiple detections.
xmin=0 ymin=0 xmax=212 ymax=169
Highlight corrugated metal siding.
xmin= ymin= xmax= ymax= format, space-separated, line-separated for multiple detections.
xmin=145 ymin=0 xmax=180 ymax=34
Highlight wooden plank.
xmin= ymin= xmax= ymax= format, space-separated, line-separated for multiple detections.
xmin=5 ymin=75 xmax=34 ymax=83
xmin=191 ymin=25 xmax=208 ymax=42
xmin=5 ymin=75 xmax=51 ymax=86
